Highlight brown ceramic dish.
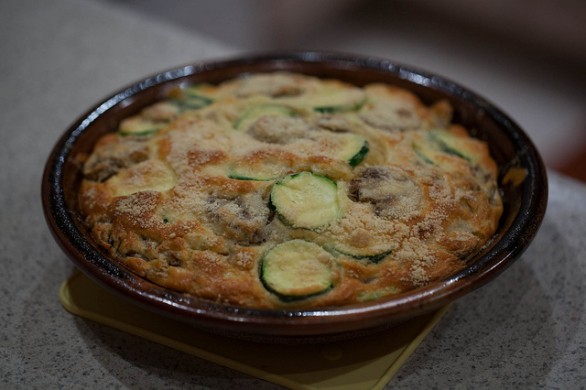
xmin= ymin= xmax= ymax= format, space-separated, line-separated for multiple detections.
xmin=42 ymin=52 xmax=547 ymax=343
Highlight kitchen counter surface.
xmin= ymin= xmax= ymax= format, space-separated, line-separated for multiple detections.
xmin=1 ymin=0 xmax=585 ymax=388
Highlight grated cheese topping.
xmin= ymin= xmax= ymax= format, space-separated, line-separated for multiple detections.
xmin=79 ymin=72 xmax=503 ymax=309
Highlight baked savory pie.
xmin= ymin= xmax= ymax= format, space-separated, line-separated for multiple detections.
xmin=79 ymin=72 xmax=502 ymax=308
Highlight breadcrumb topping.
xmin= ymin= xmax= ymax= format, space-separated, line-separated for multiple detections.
xmin=79 ymin=72 xmax=503 ymax=309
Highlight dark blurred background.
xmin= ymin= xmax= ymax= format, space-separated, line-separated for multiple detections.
xmin=99 ymin=0 xmax=586 ymax=180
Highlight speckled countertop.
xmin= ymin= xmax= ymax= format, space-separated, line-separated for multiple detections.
xmin=1 ymin=1 xmax=585 ymax=388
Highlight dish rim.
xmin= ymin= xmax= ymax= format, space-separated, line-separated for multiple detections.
xmin=42 ymin=51 xmax=548 ymax=338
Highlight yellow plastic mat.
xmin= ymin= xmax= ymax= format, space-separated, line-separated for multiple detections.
xmin=60 ymin=271 xmax=449 ymax=390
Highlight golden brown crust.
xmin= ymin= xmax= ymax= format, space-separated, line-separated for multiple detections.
xmin=78 ymin=72 xmax=503 ymax=309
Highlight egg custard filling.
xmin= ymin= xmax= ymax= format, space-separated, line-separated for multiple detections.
xmin=79 ymin=72 xmax=502 ymax=309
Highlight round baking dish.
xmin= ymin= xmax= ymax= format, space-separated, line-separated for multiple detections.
xmin=42 ymin=52 xmax=548 ymax=343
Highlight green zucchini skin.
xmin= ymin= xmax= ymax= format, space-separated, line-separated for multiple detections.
xmin=119 ymin=87 xmax=213 ymax=136
xmin=227 ymin=172 xmax=276 ymax=181
xmin=233 ymin=104 xmax=296 ymax=130
xmin=312 ymin=90 xmax=366 ymax=114
xmin=270 ymin=172 xmax=341 ymax=230
xmin=259 ymin=240 xmax=335 ymax=302
xmin=171 ymin=86 xmax=214 ymax=111
xmin=412 ymin=143 xmax=435 ymax=164
xmin=227 ymin=174 xmax=267 ymax=181
xmin=119 ymin=128 xmax=159 ymax=137
xmin=260 ymin=279 xmax=332 ymax=303
xmin=413 ymin=131 xmax=474 ymax=165
xmin=348 ymin=140 xmax=369 ymax=167
xmin=314 ymin=98 xmax=365 ymax=114
xmin=226 ymin=160 xmax=289 ymax=182
xmin=331 ymin=244 xmax=392 ymax=264
xmin=429 ymin=132 xmax=472 ymax=161
xmin=339 ymin=250 xmax=392 ymax=264
xmin=324 ymin=132 xmax=369 ymax=167
xmin=118 ymin=118 xmax=164 ymax=137
xmin=173 ymin=94 xmax=213 ymax=111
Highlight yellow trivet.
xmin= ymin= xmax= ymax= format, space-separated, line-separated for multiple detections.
xmin=60 ymin=271 xmax=449 ymax=390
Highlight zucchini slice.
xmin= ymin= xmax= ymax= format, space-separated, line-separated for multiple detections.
xmin=118 ymin=116 xmax=164 ymax=137
xmin=227 ymin=150 xmax=293 ymax=181
xmin=171 ymin=86 xmax=214 ymax=111
xmin=334 ymin=133 xmax=369 ymax=167
xmin=412 ymin=142 xmax=435 ymax=165
xmin=270 ymin=172 xmax=341 ymax=229
xmin=227 ymin=163 xmax=287 ymax=181
xmin=106 ymin=160 xmax=176 ymax=197
xmin=334 ymin=246 xmax=392 ymax=263
xmin=334 ymin=245 xmax=393 ymax=264
xmin=357 ymin=286 xmax=401 ymax=302
xmin=429 ymin=131 xmax=472 ymax=162
xmin=234 ymin=104 xmax=296 ymax=131
xmin=413 ymin=131 xmax=475 ymax=165
xmin=310 ymin=88 xmax=366 ymax=113
xmin=260 ymin=240 xmax=335 ymax=301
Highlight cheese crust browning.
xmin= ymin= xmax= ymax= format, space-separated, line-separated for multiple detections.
xmin=79 ymin=72 xmax=503 ymax=309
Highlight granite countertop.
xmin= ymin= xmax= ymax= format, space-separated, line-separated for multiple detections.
xmin=1 ymin=0 xmax=585 ymax=388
